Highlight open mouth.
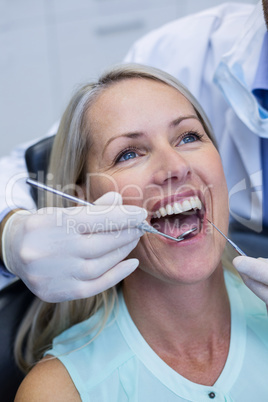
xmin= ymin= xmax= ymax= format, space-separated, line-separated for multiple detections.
xmin=150 ymin=196 xmax=204 ymax=240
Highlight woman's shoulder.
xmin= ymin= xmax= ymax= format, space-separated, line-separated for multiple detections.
xmin=15 ymin=355 xmax=80 ymax=402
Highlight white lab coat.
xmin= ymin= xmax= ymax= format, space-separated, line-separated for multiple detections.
xmin=0 ymin=125 xmax=58 ymax=221
xmin=124 ymin=1 xmax=267 ymax=232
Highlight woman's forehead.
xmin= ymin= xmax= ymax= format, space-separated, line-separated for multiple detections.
xmin=87 ymin=77 xmax=196 ymax=126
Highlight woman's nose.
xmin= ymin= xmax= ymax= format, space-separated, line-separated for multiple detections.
xmin=152 ymin=147 xmax=191 ymax=186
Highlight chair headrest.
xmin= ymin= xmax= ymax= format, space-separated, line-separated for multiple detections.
xmin=25 ymin=135 xmax=55 ymax=206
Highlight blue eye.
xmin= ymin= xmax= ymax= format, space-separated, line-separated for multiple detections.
xmin=117 ymin=150 xmax=138 ymax=163
xmin=179 ymin=132 xmax=202 ymax=145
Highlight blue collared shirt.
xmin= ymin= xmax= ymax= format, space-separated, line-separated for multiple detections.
xmin=252 ymin=31 xmax=268 ymax=226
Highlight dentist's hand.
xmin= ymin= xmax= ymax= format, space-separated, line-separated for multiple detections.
xmin=2 ymin=192 xmax=147 ymax=302
xmin=233 ymin=256 xmax=268 ymax=307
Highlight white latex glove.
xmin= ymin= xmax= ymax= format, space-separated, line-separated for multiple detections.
xmin=233 ymin=256 xmax=268 ymax=307
xmin=2 ymin=192 xmax=147 ymax=302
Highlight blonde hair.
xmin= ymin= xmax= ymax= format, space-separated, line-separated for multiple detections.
xmin=15 ymin=63 xmax=219 ymax=373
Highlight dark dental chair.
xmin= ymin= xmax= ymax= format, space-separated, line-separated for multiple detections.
xmin=25 ymin=135 xmax=55 ymax=206
xmin=0 ymin=279 xmax=35 ymax=401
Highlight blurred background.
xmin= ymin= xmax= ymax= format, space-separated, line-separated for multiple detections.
xmin=0 ymin=0 xmax=257 ymax=157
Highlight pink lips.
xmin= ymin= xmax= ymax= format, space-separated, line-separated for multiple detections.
xmin=148 ymin=191 xmax=205 ymax=241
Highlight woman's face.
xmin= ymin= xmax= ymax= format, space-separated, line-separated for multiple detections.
xmin=86 ymin=78 xmax=229 ymax=284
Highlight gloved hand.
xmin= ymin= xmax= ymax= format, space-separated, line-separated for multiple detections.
xmin=233 ymin=256 xmax=268 ymax=307
xmin=2 ymin=192 xmax=147 ymax=302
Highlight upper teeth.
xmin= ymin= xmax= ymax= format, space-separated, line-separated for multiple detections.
xmin=152 ymin=196 xmax=202 ymax=219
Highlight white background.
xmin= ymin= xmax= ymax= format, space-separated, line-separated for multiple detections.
xmin=0 ymin=0 xmax=257 ymax=157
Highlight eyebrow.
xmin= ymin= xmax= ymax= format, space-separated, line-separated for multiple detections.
xmin=170 ymin=115 xmax=200 ymax=127
xmin=102 ymin=115 xmax=200 ymax=156
xmin=102 ymin=132 xmax=143 ymax=157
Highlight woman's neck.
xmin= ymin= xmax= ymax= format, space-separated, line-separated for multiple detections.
xmin=123 ymin=265 xmax=229 ymax=331
xmin=123 ymin=266 xmax=231 ymax=385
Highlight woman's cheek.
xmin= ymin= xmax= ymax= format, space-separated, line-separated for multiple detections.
xmin=111 ymin=171 xmax=146 ymax=207
xmin=89 ymin=174 xmax=120 ymax=200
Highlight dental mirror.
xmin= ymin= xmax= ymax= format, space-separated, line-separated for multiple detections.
xmin=176 ymin=227 xmax=197 ymax=240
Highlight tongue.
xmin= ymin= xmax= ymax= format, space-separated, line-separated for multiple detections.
xmin=151 ymin=213 xmax=199 ymax=238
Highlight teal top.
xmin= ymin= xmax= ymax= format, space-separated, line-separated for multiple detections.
xmin=46 ymin=270 xmax=268 ymax=401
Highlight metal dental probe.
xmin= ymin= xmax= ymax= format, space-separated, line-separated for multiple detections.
xmin=26 ymin=178 xmax=196 ymax=242
xmin=206 ymin=219 xmax=247 ymax=256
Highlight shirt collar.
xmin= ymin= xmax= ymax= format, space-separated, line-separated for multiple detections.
xmin=252 ymin=31 xmax=268 ymax=92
